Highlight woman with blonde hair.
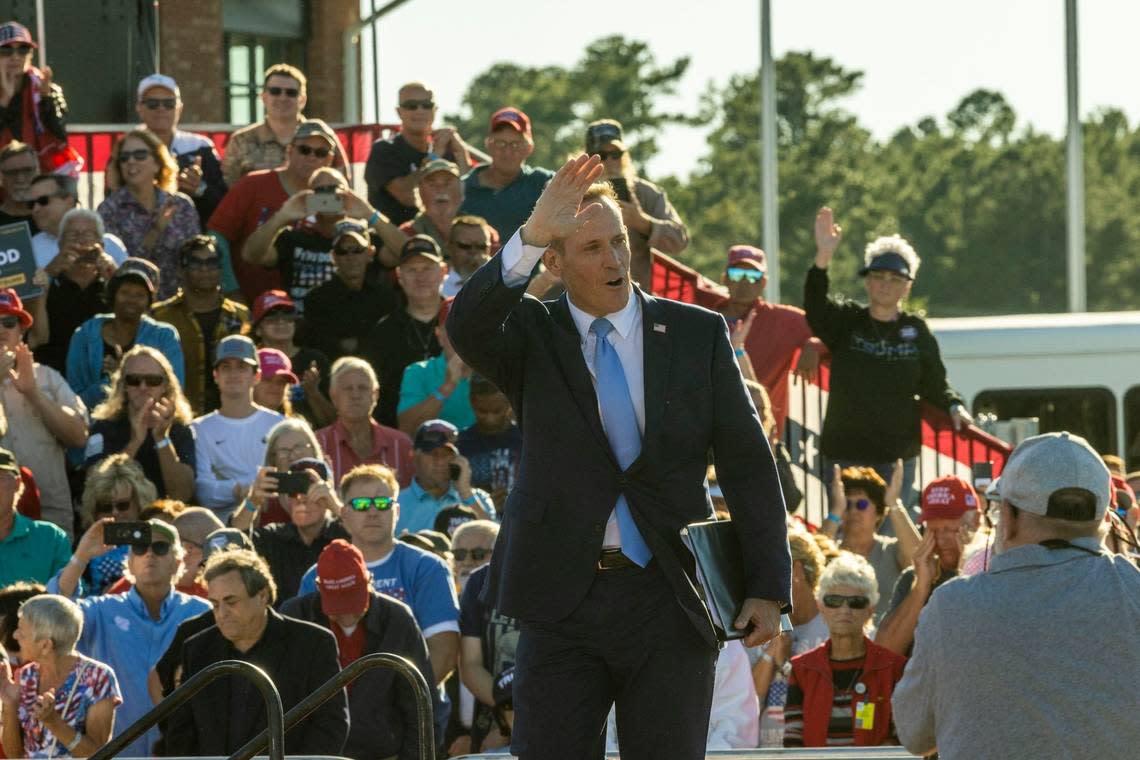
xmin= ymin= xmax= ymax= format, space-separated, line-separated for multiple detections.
xmin=97 ymin=128 xmax=199 ymax=298
xmin=230 ymin=417 xmax=327 ymax=529
xmin=86 ymin=345 xmax=195 ymax=501
xmin=0 ymin=594 xmax=121 ymax=758
xmin=74 ymin=454 xmax=158 ymax=595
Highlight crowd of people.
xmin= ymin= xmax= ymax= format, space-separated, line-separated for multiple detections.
xmin=0 ymin=18 xmax=1136 ymax=759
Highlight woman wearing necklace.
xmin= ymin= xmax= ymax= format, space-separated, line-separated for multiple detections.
xmin=806 ymin=207 xmax=973 ymax=507
xmin=0 ymin=594 xmax=121 ymax=758
xmin=783 ymin=553 xmax=906 ymax=748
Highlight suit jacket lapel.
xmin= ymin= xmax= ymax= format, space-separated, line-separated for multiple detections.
xmin=637 ymin=290 xmax=671 ymax=462
xmin=547 ymin=296 xmax=611 ymax=455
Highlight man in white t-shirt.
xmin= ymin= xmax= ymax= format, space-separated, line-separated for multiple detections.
xmin=26 ymin=174 xmax=127 ymax=270
xmin=191 ymin=335 xmax=282 ymax=516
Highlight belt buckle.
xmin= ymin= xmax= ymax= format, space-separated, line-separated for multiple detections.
xmin=597 ymin=549 xmax=627 ymax=571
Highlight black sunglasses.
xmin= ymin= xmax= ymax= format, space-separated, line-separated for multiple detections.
xmin=334 ymin=246 xmax=368 ymax=257
xmin=125 ymin=374 xmax=164 ymax=387
xmin=265 ymin=86 xmax=300 ymax=98
xmin=130 ymin=541 xmax=172 ymax=557
xmin=118 ymin=149 xmax=153 ymax=163
xmin=399 ymin=99 xmax=434 ymax=110
xmin=24 ymin=193 xmax=64 ymax=209
xmin=822 ymin=594 xmax=871 ymax=610
xmin=0 ymin=316 xmax=20 ymax=330
xmin=452 ymin=547 xmax=491 ymax=562
xmin=599 ymin=150 xmax=625 ymax=161
xmin=183 ymin=256 xmax=221 ymax=270
xmin=452 ymin=241 xmax=489 ymax=252
xmin=0 ymin=45 xmax=32 ymax=57
xmin=141 ymin=97 xmax=177 ymax=110
xmin=846 ymin=498 xmax=872 ymax=511
xmin=0 ymin=165 xmax=36 ymax=178
xmin=94 ymin=499 xmax=134 ymax=514
xmin=294 ymin=144 xmax=331 ymax=158
xmin=348 ymin=496 xmax=396 ymax=512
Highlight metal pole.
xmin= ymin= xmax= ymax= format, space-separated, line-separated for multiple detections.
xmin=153 ymin=0 xmax=160 ymax=73
xmin=343 ymin=28 xmax=359 ymax=122
xmin=760 ymin=0 xmax=780 ymax=303
xmin=1065 ymin=0 xmax=1086 ymax=312
xmin=371 ymin=0 xmax=380 ymax=123
xmin=34 ymin=0 xmax=46 ymax=69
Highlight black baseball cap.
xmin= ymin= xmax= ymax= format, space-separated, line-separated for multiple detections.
xmin=0 ymin=448 xmax=19 ymax=475
xmin=414 ymin=419 xmax=459 ymax=452
xmin=399 ymin=234 xmax=444 ymax=266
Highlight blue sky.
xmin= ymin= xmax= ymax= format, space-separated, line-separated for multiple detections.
xmin=360 ymin=0 xmax=1138 ymax=178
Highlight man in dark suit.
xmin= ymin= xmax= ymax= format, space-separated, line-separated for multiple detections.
xmin=447 ymin=154 xmax=791 ymax=760
xmin=164 ymin=549 xmax=349 ymax=756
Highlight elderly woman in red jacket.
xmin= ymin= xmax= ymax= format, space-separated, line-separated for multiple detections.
xmin=784 ymin=552 xmax=907 ymax=747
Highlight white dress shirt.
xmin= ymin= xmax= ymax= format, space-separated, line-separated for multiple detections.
xmin=501 ymin=229 xmax=644 ymax=547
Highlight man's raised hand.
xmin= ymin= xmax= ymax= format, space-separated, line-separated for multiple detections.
xmin=520 ymin=154 xmax=605 ymax=247
xmin=814 ymin=206 xmax=842 ymax=268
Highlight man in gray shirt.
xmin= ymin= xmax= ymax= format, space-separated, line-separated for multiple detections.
xmin=893 ymin=431 xmax=1140 ymax=759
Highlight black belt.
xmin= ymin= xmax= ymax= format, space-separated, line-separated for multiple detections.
xmin=597 ymin=548 xmax=638 ymax=571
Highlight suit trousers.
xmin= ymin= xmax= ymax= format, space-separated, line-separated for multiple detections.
xmin=511 ymin=560 xmax=718 ymax=760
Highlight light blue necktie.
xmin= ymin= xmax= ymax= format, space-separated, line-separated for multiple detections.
xmin=591 ymin=318 xmax=652 ymax=566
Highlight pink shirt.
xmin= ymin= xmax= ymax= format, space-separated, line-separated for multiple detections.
xmin=316 ymin=419 xmax=414 ymax=487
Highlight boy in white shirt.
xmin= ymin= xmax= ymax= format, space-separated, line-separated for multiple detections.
xmin=191 ymin=335 xmax=282 ymax=516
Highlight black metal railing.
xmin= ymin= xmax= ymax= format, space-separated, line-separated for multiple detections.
xmin=89 ymin=660 xmax=285 ymax=760
xmin=230 ymin=652 xmax=435 ymax=760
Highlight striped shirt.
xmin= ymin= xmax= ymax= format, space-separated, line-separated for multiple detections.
xmin=316 ymin=418 xmax=414 ymax=487
xmin=784 ymin=656 xmax=867 ymax=747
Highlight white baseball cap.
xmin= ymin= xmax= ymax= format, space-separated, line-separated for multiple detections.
xmin=137 ymin=74 xmax=180 ymax=100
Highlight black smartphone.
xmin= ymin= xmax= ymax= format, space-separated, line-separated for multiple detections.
xmin=448 ymin=463 xmax=462 ymax=481
xmin=607 ymin=177 xmax=632 ymax=202
xmin=272 ymin=470 xmax=312 ymax=496
xmin=971 ymin=461 xmax=994 ymax=491
xmin=105 ymin=521 xmax=151 ymax=546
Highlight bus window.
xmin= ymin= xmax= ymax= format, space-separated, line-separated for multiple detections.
xmin=1123 ymin=387 xmax=1140 ymax=471
xmin=973 ymin=387 xmax=1116 ymax=457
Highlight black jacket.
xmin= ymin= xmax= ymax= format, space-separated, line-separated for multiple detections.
xmin=447 ymin=253 xmax=792 ymax=648
xmin=164 ymin=609 xmax=348 ymax=756
xmin=280 ymin=590 xmax=436 ymax=760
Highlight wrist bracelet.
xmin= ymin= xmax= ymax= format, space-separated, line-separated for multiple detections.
xmin=461 ymin=493 xmax=478 ymax=506
xmin=155 ymin=437 xmax=173 ymax=450
xmin=825 ymin=513 xmax=842 ymax=525
xmin=242 ymin=499 xmax=258 ymax=514
xmin=734 ymin=347 xmax=746 ymax=357
xmin=368 ymin=210 xmax=382 ymax=226
xmin=431 ymin=389 xmax=448 ymax=402
xmin=66 ymin=731 xmax=83 ymax=752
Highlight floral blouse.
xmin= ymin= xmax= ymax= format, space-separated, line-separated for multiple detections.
xmin=97 ymin=186 xmax=200 ymax=299
xmin=17 ymin=655 xmax=122 ymax=758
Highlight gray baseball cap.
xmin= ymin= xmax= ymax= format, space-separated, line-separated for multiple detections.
xmin=214 ymin=335 xmax=258 ymax=367
xmin=994 ymin=431 xmax=1110 ymax=521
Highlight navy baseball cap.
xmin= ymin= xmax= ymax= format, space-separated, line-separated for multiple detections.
xmin=414 ymin=419 xmax=459 ymax=452
xmin=214 ymin=335 xmax=258 ymax=367
xmin=858 ymin=251 xmax=913 ymax=280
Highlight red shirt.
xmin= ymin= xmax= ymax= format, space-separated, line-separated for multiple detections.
xmin=316 ymin=419 xmax=414 ymax=487
xmin=206 ymin=169 xmax=288 ymax=302
xmin=737 ymin=301 xmax=817 ymax=437
xmin=332 ymin=620 xmax=367 ymax=669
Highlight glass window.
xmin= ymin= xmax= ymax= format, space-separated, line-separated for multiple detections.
xmin=223 ymin=33 xmax=304 ymax=124
xmin=974 ymin=387 xmax=1116 ymax=457
xmin=1122 ymin=387 xmax=1140 ymax=470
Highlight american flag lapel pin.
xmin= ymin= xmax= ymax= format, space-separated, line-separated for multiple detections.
xmin=653 ymin=323 xmax=667 ymax=333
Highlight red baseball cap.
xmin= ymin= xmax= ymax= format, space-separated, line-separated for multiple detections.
xmin=920 ymin=475 xmax=980 ymax=523
xmin=0 ymin=289 xmax=32 ymax=329
xmin=252 ymin=289 xmax=296 ymax=325
xmin=489 ymin=107 xmax=532 ymax=139
xmin=727 ymin=245 xmax=766 ymax=271
xmin=317 ymin=539 xmax=371 ymax=616
xmin=257 ymin=348 xmax=299 ymax=384
xmin=0 ymin=22 xmax=36 ymax=49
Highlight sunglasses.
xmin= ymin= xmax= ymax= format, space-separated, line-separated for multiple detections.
xmin=726 ymin=267 xmax=765 ymax=284
xmin=94 ymin=499 xmax=134 ymax=514
xmin=399 ymin=99 xmax=434 ymax=110
xmin=141 ymin=97 xmax=177 ymax=110
xmin=0 ymin=165 xmax=35 ymax=178
xmin=846 ymin=498 xmax=872 ymax=511
xmin=294 ymin=144 xmax=331 ymax=158
xmin=130 ymin=541 xmax=173 ymax=557
xmin=452 ymin=547 xmax=491 ymax=562
xmin=822 ymin=594 xmax=871 ymax=610
xmin=125 ymin=374 xmax=165 ymax=387
xmin=118 ymin=149 xmax=153 ymax=164
xmin=348 ymin=496 xmax=397 ymax=512
xmin=334 ymin=246 xmax=368 ymax=257
xmin=599 ymin=150 xmax=625 ymax=161
xmin=184 ymin=257 xmax=221 ymax=270
xmin=0 ymin=45 xmax=32 ymax=57
xmin=265 ymin=86 xmax=300 ymax=98
xmin=452 ymin=241 xmax=489 ymax=252
xmin=24 ymin=193 xmax=64 ymax=209
xmin=0 ymin=316 xmax=20 ymax=330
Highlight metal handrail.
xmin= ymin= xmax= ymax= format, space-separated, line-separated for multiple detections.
xmin=230 ymin=652 xmax=435 ymax=760
xmin=90 ymin=660 xmax=285 ymax=760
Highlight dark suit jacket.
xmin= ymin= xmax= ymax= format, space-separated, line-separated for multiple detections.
xmin=164 ymin=609 xmax=349 ymax=756
xmin=280 ymin=589 xmax=437 ymax=760
xmin=447 ymin=251 xmax=792 ymax=648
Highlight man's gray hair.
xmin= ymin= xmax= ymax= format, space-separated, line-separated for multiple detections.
xmin=452 ymin=519 xmax=499 ymax=546
xmin=59 ymin=207 xmax=106 ymax=239
xmin=329 ymin=356 xmax=378 ymax=392
xmin=19 ymin=594 xmax=84 ymax=655
xmin=816 ymin=551 xmax=880 ymax=608
xmin=864 ymin=234 xmax=921 ymax=279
